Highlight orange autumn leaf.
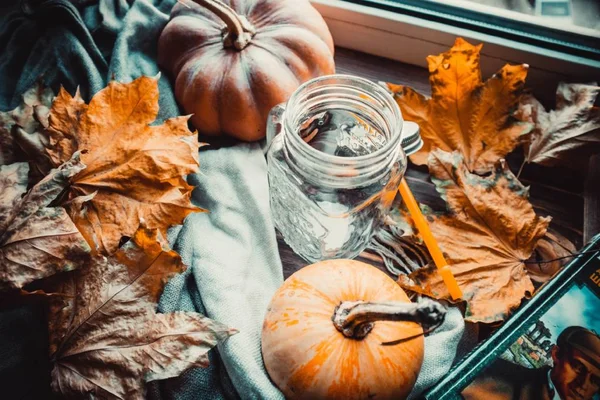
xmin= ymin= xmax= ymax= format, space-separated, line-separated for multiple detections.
xmin=398 ymin=150 xmax=550 ymax=323
xmin=47 ymin=226 xmax=237 ymax=399
xmin=44 ymin=76 xmax=202 ymax=255
xmin=386 ymin=38 xmax=531 ymax=174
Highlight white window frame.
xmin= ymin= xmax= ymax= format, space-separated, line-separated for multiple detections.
xmin=310 ymin=0 xmax=600 ymax=87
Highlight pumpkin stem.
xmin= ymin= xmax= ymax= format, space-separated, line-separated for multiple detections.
xmin=332 ymin=298 xmax=446 ymax=340
xmin=189 ymin=0 xmax=256 ymax=50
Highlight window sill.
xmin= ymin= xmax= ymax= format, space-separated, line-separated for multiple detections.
xmin=311 ymin=0 xmax=600 ymax=93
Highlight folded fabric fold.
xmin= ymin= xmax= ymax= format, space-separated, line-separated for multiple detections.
xmin=155 ymin=143 xmax=285 ymax=400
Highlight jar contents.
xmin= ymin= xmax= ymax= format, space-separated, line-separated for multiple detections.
xmin=298 ymin=109 xmax=387 ymax=157
xmin=268 ymin=108 xmax=402 ymax=263
xmin=266 ymin=75 xmax=407 ymax=263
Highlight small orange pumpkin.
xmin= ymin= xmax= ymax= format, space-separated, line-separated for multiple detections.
xmin=158 ymin=0 xmax=335 ymax=141
xmin=262 ymin=259 xmax=445 ymax=400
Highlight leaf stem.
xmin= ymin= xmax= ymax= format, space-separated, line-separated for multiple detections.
xmin=516 ymin=159 xmax=526 ymax=180
xmin=522 ymin=248 xmax=599 ymax=264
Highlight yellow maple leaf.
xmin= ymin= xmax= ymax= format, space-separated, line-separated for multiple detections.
xmin=387 ymin=38 xmax=531 ymax=174
xmin=45 ymin=76 xmax=202 ymax=255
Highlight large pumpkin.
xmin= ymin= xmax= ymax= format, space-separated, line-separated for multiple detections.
xmin=262 ymin=260 xmax=446 ymax=400
xmin=158 ymin=0 xmax=335 ymax=141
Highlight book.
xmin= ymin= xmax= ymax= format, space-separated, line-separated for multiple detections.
xmin=424 ymin=234 xmax=600 ymax=400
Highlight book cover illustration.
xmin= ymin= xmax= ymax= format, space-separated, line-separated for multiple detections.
xmin=461 ymin=253 xmax=600 ymax=400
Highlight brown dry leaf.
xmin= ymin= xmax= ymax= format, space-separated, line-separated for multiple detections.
xmin=49 ymin=226 xmax=236 ymax=399
xmin=386 ymin=38 xmax=531 ymax=174
xmin=0 ymin=82 xmax=54 ymax=178
xmin=0 ymin=154 xmax=90 ymax=291
xmin=0 ymin=163 xmax=29 ymax=228
xmin=517 ymin=82 xmax=600 ymax=168
xmin=397 ymin=150 xmax=550 ymax=323
xmin=525 ymin=229 xmax=576 ymax=284
xmin=44 ymin=76 xmax=202 ymax=255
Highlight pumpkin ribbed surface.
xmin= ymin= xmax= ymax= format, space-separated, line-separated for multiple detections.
xmin=262 ymin=259 xmax=424 ymax=400
xmin=158 ymin=0 xmax=335 ymax=141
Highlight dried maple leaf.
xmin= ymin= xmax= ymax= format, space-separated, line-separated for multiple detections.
xmin=0 ymin=163 xmax=29 ymax=234
xmin=44 ymin=76 xmax=202 ymax=255
xmin=48 ymin=226 xmax=236 ymax=399
xmin=0 ymin=81 xmax=54 ymax=178
xmin=0 ymin=154 xmax=90 ymax=291
xmin=386 ymin=205 xmax=574 ymax=285
xmin=386 ymin=38 xmax=531 ymax=174
xmin=397 ymin=150 xmax=550 ymax=323
xmin=525 ymin=229 xmax=576 ymax=284
xmin=517 ymin=82 xmax=600 ymax=168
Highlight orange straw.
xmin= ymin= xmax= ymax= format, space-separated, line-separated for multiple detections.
xmin=398 ymin=178 xmax=463 ymax=300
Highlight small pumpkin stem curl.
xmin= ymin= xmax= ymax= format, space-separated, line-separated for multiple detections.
xmin=332 ymin=298 xmax=446 ymax=340
xmin=189 ymin=0 xmax=256 ymax=50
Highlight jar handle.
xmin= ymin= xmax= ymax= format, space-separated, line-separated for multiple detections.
xmin=264 ymin=102 xmax=286 ymax=154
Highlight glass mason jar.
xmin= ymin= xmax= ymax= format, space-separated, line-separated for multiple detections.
xmin=265 ymin=75 xmax=419 ymax=263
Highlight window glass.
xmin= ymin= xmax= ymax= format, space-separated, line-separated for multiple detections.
xmin=341 ymin=0 xmax=600 ymax=60
xmin=433 ymin=0 xmax=599 ymax=34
